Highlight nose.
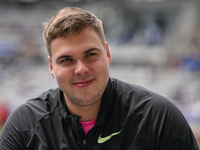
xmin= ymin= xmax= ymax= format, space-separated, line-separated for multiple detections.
xmin=74 ymin=60 xmax=89 ymax=76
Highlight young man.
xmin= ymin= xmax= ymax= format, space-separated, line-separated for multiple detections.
xmin=0 ymin=7 xmax=199 ymax=150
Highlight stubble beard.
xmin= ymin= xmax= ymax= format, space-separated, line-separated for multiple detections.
xmin=63 ymin=67 xmax=110 ymax=107
xmin=64 ymin=76 xmax=108 ymax=107
xmin=64 ymin=88 xmax=104 ymax=107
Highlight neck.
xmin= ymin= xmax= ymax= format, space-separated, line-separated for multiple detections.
xmin=64 ymin=96 xmax=102 ymax=122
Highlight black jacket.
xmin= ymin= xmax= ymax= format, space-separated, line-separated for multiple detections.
xmin=0 ymin=78 xmax=199 ymax=150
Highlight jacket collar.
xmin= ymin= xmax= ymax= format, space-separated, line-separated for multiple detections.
xmin=95 ymin=78 xmax=116 ymax=126
xmin=58 ymin=89 xmax=81 ymax=123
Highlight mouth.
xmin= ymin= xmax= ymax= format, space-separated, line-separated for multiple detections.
xmin=73 ymin=79 xmax=94 ymax=88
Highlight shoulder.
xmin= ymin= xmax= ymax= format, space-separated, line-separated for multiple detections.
xmin=17 ymin=87 xmax=61 ymax=120
xmin=0 ymin=88 xmax=64 ymax=148
xmin=110 ymin=78 xmax=186 ymax=128
xmin=26 ymin=87 xmax=62 ymax=113
xmin=111 ymin=78 xmax=172 ymax=110
xmin=110 ymin=78 xmax=198 ymax=149
xmin=0 ymin=88 xmax=61 ymax=137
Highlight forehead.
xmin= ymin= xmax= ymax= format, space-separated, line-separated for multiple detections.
xmin=50 ymin=27 xmax=104 ymax=58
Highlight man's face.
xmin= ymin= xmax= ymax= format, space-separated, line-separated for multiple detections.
xmin=49 ymin=27 xmax=111 ymax=107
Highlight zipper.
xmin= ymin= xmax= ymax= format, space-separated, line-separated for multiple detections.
xmin=83 ymin=140 xmax=87 ymax=149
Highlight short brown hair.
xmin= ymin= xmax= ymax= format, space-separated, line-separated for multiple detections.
xmin=43 ymin=7 xmax=106 ymax=57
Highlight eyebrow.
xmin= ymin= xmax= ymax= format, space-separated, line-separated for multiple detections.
xmin=83 ymin=47 xmax=100 ymax=54
xmin=56 ymin=47 xmax=100 ymax=62
xmin=56 ymin=55 xmax=72 ymax=63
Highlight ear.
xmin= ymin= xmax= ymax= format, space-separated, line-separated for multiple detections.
xmin=105 ymin=43 xmax=111 ymax=65
xmin=48 ymin=56 xmax=55 ymax=78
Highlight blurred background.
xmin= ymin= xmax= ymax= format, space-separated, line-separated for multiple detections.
xmin=0 ymin=0 xmax=200 ymax=146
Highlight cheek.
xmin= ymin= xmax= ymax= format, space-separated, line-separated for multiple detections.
xmin=99 ymin=57 xmax=110 ymax=70
xmin=92 ymin=61 xmax=110 ymax=77
xmin=54 ymin=67 xmax=71 ymax=82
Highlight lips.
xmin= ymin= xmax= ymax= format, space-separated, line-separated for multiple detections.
xmin=73 ymin=79 xmax=94 ymax=88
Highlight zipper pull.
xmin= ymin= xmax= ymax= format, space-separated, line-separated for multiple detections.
xmin=83 ymin=140 xmax=86 ymax=148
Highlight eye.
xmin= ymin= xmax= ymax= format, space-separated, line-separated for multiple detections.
xmin=60 ymin=58 xmax=73 ymax=63
xmin=86 ymin=53 xmax=96 ymax=57
xmin=61 ymin=58 xmax=70 ymax=62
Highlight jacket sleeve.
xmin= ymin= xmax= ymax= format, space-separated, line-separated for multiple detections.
xmin=0 ymin=106 xmax=27 ymax=150
xmin=143 ymin=92 xmax=199 ymax=150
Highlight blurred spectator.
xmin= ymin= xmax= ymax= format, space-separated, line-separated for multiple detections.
xmin=144 ymin=22 xmax=162 ymax=46
xmin=0 ymin=42 xmax=19 ymax=67
xmin=0 ymin=99 xmax=10 ymax=133
xmin=182 ymin=42 xmax=200 ymax=72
